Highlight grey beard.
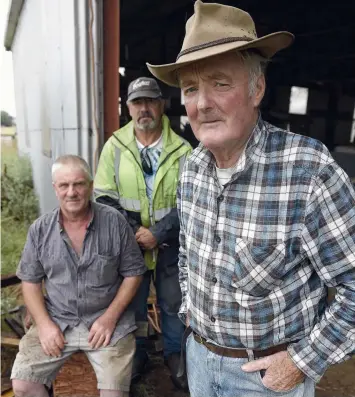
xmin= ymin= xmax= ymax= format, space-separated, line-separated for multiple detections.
xmin=136 ymin=119 xmax=158 ymax=131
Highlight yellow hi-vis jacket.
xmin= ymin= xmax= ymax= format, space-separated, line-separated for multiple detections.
xmin=94 ymin=114 xmax=192 ymax=270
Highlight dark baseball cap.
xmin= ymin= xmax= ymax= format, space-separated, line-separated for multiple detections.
xmin=127 ymin=77 xmax=163 ymax=101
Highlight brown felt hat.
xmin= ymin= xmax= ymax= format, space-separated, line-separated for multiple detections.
xmin=147 ymin=0 xmax=294 ymax=87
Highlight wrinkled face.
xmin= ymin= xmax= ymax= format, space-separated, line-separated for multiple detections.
xmin=179 ymin=52 xmax=265 ymax=151
xmin=127 ymin=97 xmax=164 ymax=132
xmin=52 ymin=165 xmax=92 ymax=216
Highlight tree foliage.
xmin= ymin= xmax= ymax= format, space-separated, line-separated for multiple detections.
xmin=1 ymin=110 xmax=14 ymax=127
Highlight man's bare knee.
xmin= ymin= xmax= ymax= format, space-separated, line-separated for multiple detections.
xmin=12 ymin=379 xmax=29 ymax=397
xmin=12 ymin=379 xmax=49 ymax=397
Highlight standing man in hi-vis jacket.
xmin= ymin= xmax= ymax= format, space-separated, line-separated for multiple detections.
xmin=94 ymin=77 xmax=191 ymax=390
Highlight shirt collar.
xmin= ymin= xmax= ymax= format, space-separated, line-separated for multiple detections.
xmin=135 ymin=134 xmax=163 ymax=150
xmin=190 ymin=115 xmax=266 ymax=173
xmin=56 ymin=201 xmax=96 ymax=233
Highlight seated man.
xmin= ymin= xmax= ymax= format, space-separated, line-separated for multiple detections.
xmin=11 ymin=155 xmax=146 ymax=397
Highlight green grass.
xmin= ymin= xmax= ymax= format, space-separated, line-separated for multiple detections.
xmin=1 ymin=139 xmax=38 ymax=276
xmin=1 ymin=139 xmax=37 ymax=312
xmin=1 ymin=215 xmax=29 ymax=275
xmin=1 ymin=126 xmax=16 ymax=137
xmin=1 ymin=137 xmax=18 ymax=164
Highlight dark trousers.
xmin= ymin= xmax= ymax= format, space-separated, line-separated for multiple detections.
xmin=133 ymin=264 xmax=185 ymax=358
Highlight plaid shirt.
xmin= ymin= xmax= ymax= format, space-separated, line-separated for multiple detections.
xmin=177 ymin=117 xmax=355 ymax=382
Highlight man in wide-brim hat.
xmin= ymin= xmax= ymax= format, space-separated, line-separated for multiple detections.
xmin=147 ymin=1 xmax=355 ymax=396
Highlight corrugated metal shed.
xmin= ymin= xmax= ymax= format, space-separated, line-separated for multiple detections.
xmin=4 ymin=0 xmax=103 ymax=213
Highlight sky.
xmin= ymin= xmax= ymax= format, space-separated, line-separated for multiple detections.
xmin=0 ymin=0 xmax=16 ymax=117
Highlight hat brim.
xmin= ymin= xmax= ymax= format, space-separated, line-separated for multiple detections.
xmin=127 ymin=90 xmax=162 ymax=101
xmin=147 ymin=31 xmax=294 ymax=87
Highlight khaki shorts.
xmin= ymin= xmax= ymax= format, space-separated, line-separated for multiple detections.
xmin=11 ymin=322 xmax=135 ymax=392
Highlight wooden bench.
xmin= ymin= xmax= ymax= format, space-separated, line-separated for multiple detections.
xmin=53 ymin=353 xmax=99 ymax=397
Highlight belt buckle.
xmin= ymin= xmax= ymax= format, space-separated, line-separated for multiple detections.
xmin=195 ymin=333 xmax=205 ymax=345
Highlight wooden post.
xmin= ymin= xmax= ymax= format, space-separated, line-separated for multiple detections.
xmin=103 ymin=0 xmax=120 ymax=142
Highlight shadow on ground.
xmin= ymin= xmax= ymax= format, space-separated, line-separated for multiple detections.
xmin=131 ymin=353 xmax=189 ymax=397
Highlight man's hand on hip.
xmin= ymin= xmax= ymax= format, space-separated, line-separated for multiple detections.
xmin=241 ymin=350 xmax=305 ymax=392
xmin=88 ymin=313 xmax=116 ymax=349
xmin=136 ymin=227 xmax=158 ymax=250
xmin=37 ymin=319 xmax=67 ymax=357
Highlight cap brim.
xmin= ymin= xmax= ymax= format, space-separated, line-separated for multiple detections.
xmin=127 ymin=90 xmax=162 ymax=101
xmin=147 ymin=31 xmax=294 ymax=87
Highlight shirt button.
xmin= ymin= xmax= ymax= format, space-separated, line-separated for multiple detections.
xmin=212 ymin=277 xmax=217 ymax=283
xmin=215 ymin=235 xmax=221 ymax=243
xmin=211 ymin=316 xmax=216 ymax=323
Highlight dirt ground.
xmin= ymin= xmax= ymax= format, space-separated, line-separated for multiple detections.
xmin=131 ymin=353 xmax=189 ymax=397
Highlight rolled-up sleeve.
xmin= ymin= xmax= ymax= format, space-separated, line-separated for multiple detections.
xmin=118 ymin=219 xmax=147 ymax=277
xmin=16 ymin=224 xmax=44 ymax=283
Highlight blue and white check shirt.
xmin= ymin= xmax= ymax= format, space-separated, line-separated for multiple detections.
xmin=177 ymin=117 xmax=355 ymax=382
xmin=136 ymin=136 xmax=163 ymax=203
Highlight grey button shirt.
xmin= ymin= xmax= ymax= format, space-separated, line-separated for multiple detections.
xmin=16 ymin=202 xmax=146 ymax=344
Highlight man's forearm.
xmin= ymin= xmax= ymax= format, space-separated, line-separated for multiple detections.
xmin=22 ymin=281 xmax=51 ymax=326
xmin=288 ymin=282 xmax=355 ymax=382
xmin=104 ymin=275 xmax=143 ymax=322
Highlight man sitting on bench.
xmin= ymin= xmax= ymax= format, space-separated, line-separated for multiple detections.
xmin=11 ymin=155 xmax=146 ymax=397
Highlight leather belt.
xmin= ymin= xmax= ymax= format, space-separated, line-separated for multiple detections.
xmin=193 ymin=332 xmax=289 ymax=359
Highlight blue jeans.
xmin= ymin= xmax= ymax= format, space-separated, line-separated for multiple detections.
xmin=186 ymin=334 xmax=315 ymax=397
xmin=134 ymin=269 xmax=185 ymax=358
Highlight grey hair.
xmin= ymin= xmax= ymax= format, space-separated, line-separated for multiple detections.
xmin=52 ymin=155 xmax=93 ymax=182
xmin=177 ymin=50 xmax=269 ymax=98
xmin=238 ymin=50 xmax=269 ymax=97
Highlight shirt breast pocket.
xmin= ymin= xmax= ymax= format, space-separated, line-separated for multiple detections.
xmin=90 ymin=254 xmax=119 ymax=287
xmin=232 ymin=238 xmax=286 ymax=297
